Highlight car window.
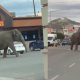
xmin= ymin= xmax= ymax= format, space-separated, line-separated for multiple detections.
xmin=48 ymin=37 xmax=53 ymax=40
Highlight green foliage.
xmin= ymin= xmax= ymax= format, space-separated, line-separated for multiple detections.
xmin=56 ymin=33 xmax=64 ymax=40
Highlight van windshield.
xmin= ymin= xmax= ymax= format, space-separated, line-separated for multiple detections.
xmin=48 ymin=37 xmax=53 ymax=40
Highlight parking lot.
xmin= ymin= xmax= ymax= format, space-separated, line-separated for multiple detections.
xmin=0 ymin=51 xmax=44 ymax=80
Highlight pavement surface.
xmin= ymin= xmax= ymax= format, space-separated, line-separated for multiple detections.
xmin=48 ymin=45 xmax=80 ymax=80
xmin=0 ymin=51 xmax=44 ymax=80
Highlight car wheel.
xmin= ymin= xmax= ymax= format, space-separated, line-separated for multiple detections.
xmin=20 ymin=51 xmax=24 ymax=54
xmin=30 ymin=46 xmax=34 ymax=51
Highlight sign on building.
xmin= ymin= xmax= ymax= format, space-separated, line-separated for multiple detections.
xmin=0 ymin=20 xmax=4 ymax=27
xmin=68 ymin=27 xmax=75 ymax=32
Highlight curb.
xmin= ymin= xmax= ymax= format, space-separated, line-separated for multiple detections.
xmin=0 ymin=77 xmax=21 ymax=80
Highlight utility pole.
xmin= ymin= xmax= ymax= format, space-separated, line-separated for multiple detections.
xmin=41 ymin=0 xmax=48 ymax=80
xmin=33 ymin=0 xmax=36 ymax=16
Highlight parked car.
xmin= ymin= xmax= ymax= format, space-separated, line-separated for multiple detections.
xmin=29 ymin=40 xmax=44 ymax=51
xmin=0 ymin=42 xmax=25 ymax=55
xmin=48 ymin=33 xmax=57 ymax=46
xmin=61 ymin=39 xmax=71 ymax=46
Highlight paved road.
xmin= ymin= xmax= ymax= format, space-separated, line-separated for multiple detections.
xmin=48 ymin=45 xmax=80 ymax=80
xmin=0 ymin=51 xmax=44 ymax=80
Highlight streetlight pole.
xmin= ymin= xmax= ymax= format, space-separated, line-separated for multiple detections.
xmin=49 ymin=11 xmax=52 ymax=22
xmin=33 ymin=0 xmax=36 ymax=16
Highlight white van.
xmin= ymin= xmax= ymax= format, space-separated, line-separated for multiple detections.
xmin=48 ymin=34 xmax=58 ymax=46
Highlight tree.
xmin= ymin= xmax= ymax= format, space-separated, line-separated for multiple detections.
xmin=57 ymin=33 xmax=64 ymax=40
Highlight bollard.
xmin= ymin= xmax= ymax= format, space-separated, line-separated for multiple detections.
xmin=25 ymin=41 xmax=30 ymax=52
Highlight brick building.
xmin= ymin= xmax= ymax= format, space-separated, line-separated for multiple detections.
xmin=0 ymin=5 xmax=43 ymax=41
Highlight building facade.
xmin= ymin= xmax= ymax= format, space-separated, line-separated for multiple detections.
xmin=0 ymin=5 xmax=43 ymax=41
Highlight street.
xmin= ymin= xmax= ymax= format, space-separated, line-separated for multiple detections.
xmin=48 ymin=45 xmax=80 ymax=80
xmin=0 ymin=51 xmax=44 ymax=80
xmin=1 ymin=45 xmax=80 ymax=80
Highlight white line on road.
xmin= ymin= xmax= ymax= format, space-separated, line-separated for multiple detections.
xmin=68 ymin=63 xmax=76 ymax=68
xmin=50 ymin=75 xmax=60 ymax=80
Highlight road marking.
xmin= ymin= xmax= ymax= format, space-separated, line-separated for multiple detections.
xmin=69 ymin=63 xmax=76 ymax=68
xmin=50 ymin=75 xmax=60 ymax=80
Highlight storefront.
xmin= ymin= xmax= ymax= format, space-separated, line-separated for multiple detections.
xmin=0 ymin=5 xmax=43 ymax=41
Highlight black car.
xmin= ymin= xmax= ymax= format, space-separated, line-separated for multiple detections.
xmin=29 ymin=40 xmax=44 ymax=51
xmin=61 ymin=39 xmax=71 ymax=46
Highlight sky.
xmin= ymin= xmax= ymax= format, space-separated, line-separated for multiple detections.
xmin=0 ymin=0 xmax=41 ymax=17
xmin=48 ymin=0 xmax=80 ymax=22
